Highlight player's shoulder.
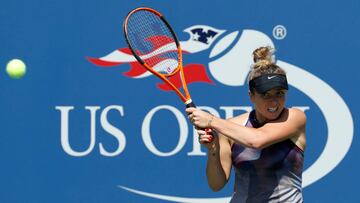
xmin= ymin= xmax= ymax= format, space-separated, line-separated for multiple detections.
xmin=287 ymin=107 xmax=307 ymax=125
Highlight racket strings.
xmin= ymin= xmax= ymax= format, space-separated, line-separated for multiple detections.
xmin=126 ymin=10 xmax=179 ymax=75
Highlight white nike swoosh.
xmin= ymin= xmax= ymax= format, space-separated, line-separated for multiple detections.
xmin=268 ymin=75 xmax=277 ymax=79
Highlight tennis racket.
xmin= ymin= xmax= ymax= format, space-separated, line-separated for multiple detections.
xmin=123 ymin=7 xmax=213 ymax=142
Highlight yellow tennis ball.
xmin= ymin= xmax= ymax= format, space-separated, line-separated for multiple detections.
xmin=6 ymin=59 xmax=26 ymax=79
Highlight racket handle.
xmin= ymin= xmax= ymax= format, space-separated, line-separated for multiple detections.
xmin=185 ymin=100 xmax=196 ymax=108
xmin=185 ymin=101 xmax=214 ymax=143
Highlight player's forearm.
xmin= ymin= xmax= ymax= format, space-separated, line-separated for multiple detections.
xmin=206 ymin=148 xmax=227 ymax=191
xmin=210 ymin=117 xmax=262 ymax=149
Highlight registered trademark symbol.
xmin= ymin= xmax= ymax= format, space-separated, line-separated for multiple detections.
xmin=273 ymin=25 xmax=287 ymax=40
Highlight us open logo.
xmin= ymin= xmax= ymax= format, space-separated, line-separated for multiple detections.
xmin=57 ymin=25 xmax=353 ymax=202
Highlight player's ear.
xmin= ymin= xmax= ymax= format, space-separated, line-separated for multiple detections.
xmin=249 ymin=90 xmax=255 ymax=103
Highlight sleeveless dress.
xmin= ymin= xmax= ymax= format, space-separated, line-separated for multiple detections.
xmin=230 ymin=110 xmax=304 ymax=203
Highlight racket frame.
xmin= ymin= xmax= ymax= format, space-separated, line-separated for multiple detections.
xmin=123 ymin=7 xmax=213 ymax=142
xmin=123 ymin=7 xmax=192 ymax=105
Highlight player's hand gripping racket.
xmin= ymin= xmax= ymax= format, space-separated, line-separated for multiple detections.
xmin=123 ymin=7 xmax=213 ymax=142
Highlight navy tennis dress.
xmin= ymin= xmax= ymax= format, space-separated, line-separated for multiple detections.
xmin=229 ymin=110 xmax=304 ymax=203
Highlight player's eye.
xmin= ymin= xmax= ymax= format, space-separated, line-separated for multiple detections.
xmin=260 ymin=93 xmax=272 ymax=99
xmin=276 ymin=91 xmax=285 ymax=97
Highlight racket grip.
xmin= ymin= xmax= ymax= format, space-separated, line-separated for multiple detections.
xmin=185 ymin=101 xmax=214 ymax=143
xmin=185 ymin=101 xmax=196 ymax=108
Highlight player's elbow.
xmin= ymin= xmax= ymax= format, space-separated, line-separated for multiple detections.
xmin=246 ymin=135 xmax=267 ymax=150
xmin=210 ymin=187 xmax=222 ymax=192
xmin=207 ymin=179 xmax=226 ymax=192
xmin=249 ymin=142 xmax=265 ymax=150
xmin=208 ymin=183 xmax=225 ymax=192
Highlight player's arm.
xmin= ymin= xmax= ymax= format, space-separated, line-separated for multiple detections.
xmin=210 ymin=108 xmax=306 ymax=149
xmin=205 ymin=133 xmax=232 ymax=191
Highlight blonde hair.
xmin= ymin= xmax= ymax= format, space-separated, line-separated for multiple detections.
xmin=247 ymin=46 xmax=286 ymax=83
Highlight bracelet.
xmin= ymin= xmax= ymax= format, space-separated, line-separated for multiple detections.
xmin=207 ymin=114 xmax=214 ymax=128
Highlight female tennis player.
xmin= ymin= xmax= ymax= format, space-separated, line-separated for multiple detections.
xmin=186 ymin=46 xmax=306 ymax=203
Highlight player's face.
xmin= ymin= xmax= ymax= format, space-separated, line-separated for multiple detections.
xmin=250 ymin=88 xmax=287 ymax=123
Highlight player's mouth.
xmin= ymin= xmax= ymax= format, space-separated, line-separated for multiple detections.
xmin=267 ymin=107 xmax=278 ymax=113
